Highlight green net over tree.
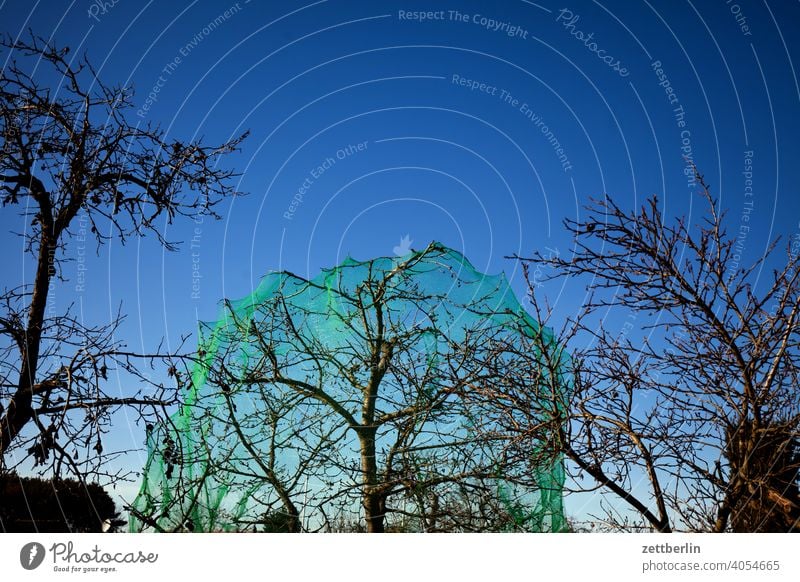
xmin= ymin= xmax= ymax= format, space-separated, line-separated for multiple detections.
xmin=129 ymin=243 xmax=571 ymax=532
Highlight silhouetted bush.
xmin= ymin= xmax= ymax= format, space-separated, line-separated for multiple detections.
xmin=0 ymin=473 xmax=122 ymax=532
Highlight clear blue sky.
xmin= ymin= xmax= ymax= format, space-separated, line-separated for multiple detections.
xmin=2 ymin=0 xmax=799 ymax=517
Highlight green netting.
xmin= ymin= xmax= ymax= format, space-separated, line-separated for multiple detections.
xmin=130 ymin=242 xmax=571 ymax=532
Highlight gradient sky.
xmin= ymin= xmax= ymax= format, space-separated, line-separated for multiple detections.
xmin=2 ymin=0 xmax=799 ymax=518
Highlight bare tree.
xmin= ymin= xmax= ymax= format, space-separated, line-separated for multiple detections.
xmin=0 ymin=33 xmax=247 ymax=483
xmin=507 ymin=168 xmax=800 ymax=532
xmin=133 ymin=243 xmax=567 ymax=532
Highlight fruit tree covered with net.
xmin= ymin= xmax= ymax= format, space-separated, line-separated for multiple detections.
xmin=130 ymin=243 xmax=570 ymax=532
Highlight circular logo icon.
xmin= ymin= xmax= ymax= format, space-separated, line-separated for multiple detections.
xmin=20 ymin=542 xmax=46 ymax=570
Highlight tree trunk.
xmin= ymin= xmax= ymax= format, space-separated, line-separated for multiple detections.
xmin=277 ymin=493 xmax=301 ymax=533
xmin=359 ymin=334 xmax=391 ymax=532
xmin=0 ymin=231 xmax=54 ymax=455
xmin=725 ymin=422 xmax=800 ymax=532
xmin=359 ymin=429 xmax=385 ymax=533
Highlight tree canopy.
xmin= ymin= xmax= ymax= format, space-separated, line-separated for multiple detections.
xmin=0 ymin=33 xmax=246 ymax=483
xmin=509 ymin=170 xmax=800 ymax=532
xmin=130 ymin=243 xmax=570 ymax=533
